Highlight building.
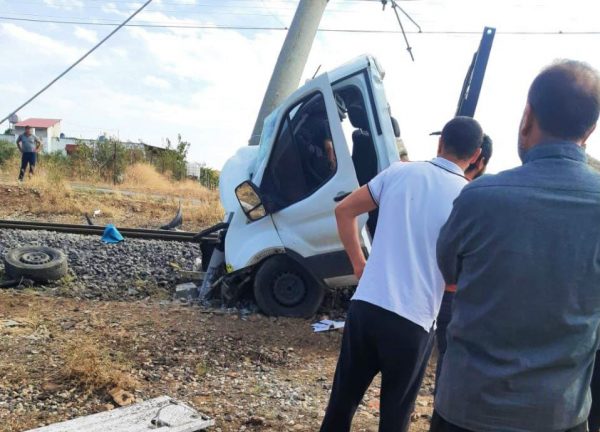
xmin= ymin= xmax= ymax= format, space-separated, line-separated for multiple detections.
xmin=186 ymin=161 xmax=203 ymax=178
xmin=14 ymin=118 xmax=62 ymax=152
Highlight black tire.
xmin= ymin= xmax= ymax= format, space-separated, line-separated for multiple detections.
xmin=254 ymin=255 xmax=325 ymax=318
xmin=4 ymin=246 xmax=68 ymax=282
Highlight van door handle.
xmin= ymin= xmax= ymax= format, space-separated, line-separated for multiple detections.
xmin=334 ymin=192 xmax=351 ymax=202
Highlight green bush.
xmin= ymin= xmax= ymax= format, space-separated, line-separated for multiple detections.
xmin=0 ymin=139 xmax=17 ymax=166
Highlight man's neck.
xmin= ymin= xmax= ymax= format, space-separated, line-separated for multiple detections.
xmin=438 ymin=153 xmax=469 ymax=172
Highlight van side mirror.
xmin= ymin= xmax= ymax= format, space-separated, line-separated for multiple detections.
xmin=235 ymin=181 xmax=268 ymax=222
xmin=391 ymin=116 xmax=401 ymax=138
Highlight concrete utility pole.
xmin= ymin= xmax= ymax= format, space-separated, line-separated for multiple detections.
xmin=248 ymin=0 xmax=328 ymax=146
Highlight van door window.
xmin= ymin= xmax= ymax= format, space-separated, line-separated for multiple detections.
xmin=261 ymin=93 xmax=337 ymax=212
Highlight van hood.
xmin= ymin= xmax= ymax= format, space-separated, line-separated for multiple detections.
xmin=219 ymin=146 xmax=259 ymax=214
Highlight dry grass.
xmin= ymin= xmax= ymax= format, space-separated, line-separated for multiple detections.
xmin=61 ymin=336 xmax=137 ymax=394
xmin=119 ymin=163 xmax=216 ymax=201
xmin=0 ymin=158 xmax=223 ymax=229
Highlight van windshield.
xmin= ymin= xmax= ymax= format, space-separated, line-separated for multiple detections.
xmin=255 ymin=107 xmax=281 ymax=173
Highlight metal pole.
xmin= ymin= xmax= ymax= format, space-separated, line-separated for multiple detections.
xmin=248 ymin=0 xmax=328 ymax=146
xmin=455 ymin=27 xmax=496 ymax=118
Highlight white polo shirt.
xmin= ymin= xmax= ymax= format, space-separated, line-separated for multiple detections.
xmin=352 ymin=157 xmax=468 ymax=331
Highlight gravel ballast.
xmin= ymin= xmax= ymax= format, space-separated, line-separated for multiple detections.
xmin=0 ymin=229 xmax=200 ymax=300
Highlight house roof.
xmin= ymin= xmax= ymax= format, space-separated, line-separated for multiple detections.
xmin=15 ymin=118 xmax=61 ymax=128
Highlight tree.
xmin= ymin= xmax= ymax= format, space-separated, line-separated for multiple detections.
xmin=199 ymin=166 xmax=220 ymax=189
xmin=155 ymin=134 xmax=190 ymax=180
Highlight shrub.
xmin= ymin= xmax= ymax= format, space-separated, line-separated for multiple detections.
xmin=0 ymin=139 xmax=17 ymax=166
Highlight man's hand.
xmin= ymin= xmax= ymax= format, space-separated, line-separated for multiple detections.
xmin=335 ymin=186 xmax=378 ymax=281
xmin=353 ymin=256 xmax=367 ymax=280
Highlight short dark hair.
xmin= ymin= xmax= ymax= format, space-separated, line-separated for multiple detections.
xmin=441 ymin=116 xmax=483 ymax=160
xmin=528 ymin=60 xmax=600 ymax=141
xmin=481 ymin=134 xmax=493 ymax=165
xmin=25 ymin=125 xmax=31 ymax=129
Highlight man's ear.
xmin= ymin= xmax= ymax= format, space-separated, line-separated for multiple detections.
xmin=437 ymin=137 xmax=443 ymax=156
xmin=581 ymin=123 xmax=597 ymax=148
xmin=520 ymin=104 xmax=534 ymax=140
xmin=468 ymin=147 xmax=482 ymax=165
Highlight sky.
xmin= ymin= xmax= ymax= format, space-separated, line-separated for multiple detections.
xmin=1 ymin=0 xmax=600 ymax=173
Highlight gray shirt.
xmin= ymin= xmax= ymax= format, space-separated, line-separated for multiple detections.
xmin=436 ymin=142 xmax=600 ymax=432
xmin=17 ymin=133 xmax=40 ymax=153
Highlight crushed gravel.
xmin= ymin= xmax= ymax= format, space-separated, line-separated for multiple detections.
xmin=0 ymin=229 xmax=200 ymax=300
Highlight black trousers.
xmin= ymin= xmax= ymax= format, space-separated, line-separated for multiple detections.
xmin=320 ymin=300 xmax=433 ymax=432
xmin=589 ymin=350 xmax=600 ymax=432
xmin=18 ymin=151 xmax=37 ymax=180
xmin=434 ymin=290 xmax=454 ymax=394
xmin=430 ymin=411 xmax=587 ymax=432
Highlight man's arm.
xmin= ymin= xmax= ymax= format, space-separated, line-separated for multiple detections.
xmin=335 ymin=186 xmax=378 ymax=279
xmin=35 ymin=137 xmax=42 ymax=152
xmin=16 ymin=135 xmax=23 ymax=153
xmin=324 ymin=139 xmax=336 ymax=170
xmin=437 ymin=196 xmax=469 ymax=285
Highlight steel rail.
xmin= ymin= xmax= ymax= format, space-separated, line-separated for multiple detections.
xmin=0 ymin=220 xmax=203 ymax=242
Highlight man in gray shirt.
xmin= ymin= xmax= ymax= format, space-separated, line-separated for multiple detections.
xmin=432 ymin=60 xmax=600 ymax=432
xmin=16 ymin=125 xmax=41 ymax=181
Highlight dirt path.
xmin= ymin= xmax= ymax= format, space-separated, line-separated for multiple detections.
xmin=0 ymin=291 xmax=434 ymax=432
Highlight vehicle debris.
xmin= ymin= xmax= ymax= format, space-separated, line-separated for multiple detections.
xmin=25 ymin=396 xmax=214 ymax=432
xmin=3 ymin=246 xmax=68 ymax=282
xmin=311 ymin=319 xmax=345 ymax=333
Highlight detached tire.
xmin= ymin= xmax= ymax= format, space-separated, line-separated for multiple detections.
xmin=254 ymin=255 xmax=324 ymax=318
xmin=4 ymin=246 xmax=68 ymax=282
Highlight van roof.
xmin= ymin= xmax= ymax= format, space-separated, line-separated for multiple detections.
xmin=327 ymin=54 xmax=385 ymax=83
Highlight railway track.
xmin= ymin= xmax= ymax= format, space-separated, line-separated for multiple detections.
xmin=0 ymin=219 xmax=203 ymax=242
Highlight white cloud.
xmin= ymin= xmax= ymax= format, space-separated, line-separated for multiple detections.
xmin=111 ymin=48 xmax=128 ymax=59
xmin=101 ymin=2 xmax=130 ymax=17
xmin=143 ymin=75 xmax=172 ymax=90
xmin=74 ymin=27 xmax=98 ymax=44
xmin=0 ymin=23 xmax=100 ymax=70
xmin=1 ymin=23 xmax=80 ymax=62
xmin=43 ymin=0 xmax=83 ymax=9
xmin=0 ymin=83 xmax=27 ymax=95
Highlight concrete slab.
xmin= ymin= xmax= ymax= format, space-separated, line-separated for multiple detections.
xmin=26 ymin=396 xmax=214 ymax=432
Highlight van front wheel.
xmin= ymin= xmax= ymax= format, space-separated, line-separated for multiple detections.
xmin=254 ymin=255 xmax=324 ymax=318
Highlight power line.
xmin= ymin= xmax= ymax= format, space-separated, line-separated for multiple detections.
xmin=1 ymin=15 xmax=599 ymax=35
xmin=0 ymin=1 xmax=155 ymax=126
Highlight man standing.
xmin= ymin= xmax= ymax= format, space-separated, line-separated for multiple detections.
xmin=434 ymin=134 xmax=493 ymax=392
xmin=320 ymin=117 xmax=484 ymax=432
xmin=433 ymin=60 xmax=600 ymax=432
xmin=16 ymin=125 xmax=41 ymax=181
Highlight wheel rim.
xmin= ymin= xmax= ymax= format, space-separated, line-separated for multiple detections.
xmin=272 ymin=272 xmax=306 ymax=307
xmin=19 ymin=251 xmax=52 ymax=265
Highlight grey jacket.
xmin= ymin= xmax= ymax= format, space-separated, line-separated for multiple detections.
xmin=436 ymin=142 xmax=600 ymax=432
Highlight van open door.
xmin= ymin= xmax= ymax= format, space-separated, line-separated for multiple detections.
xmin=252 ymin=73 xmax=365 ymax=286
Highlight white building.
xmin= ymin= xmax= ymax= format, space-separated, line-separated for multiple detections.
xmin=14 ymin=118 xmax=62 ymax=152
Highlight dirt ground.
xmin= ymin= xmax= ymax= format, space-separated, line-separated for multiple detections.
xmin=0 ymin=183 xmax=221 ymax=232
xmin=0 ymin=291 xmax=435 ymax=432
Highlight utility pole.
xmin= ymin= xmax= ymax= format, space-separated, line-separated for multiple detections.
xmin=248 ymin=0 xmax=328 ymax=146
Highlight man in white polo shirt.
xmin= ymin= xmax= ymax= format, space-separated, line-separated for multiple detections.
xmin=319 ymin=117 xmax=484 ymax=432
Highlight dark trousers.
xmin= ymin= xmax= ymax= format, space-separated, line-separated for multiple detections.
xmin=589 ymin=351 xmax=600 ymax=432
xmin=430 ymin=410 xmax=587 ymax=432
xmin=434 ymin=290 xmax=455 ymax=393
xmin=19 ymin=152 xmax=37 ymax=180
xmin=320 ymin=300 xmax=433 ymax=432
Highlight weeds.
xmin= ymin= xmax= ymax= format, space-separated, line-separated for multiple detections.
xmin=61 ymin=336 xmax=137 ymax=394
xmin=195 ymin=359 xmax=209 ymax=378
